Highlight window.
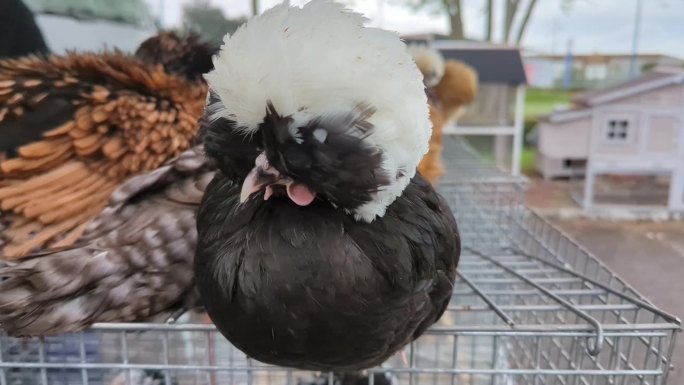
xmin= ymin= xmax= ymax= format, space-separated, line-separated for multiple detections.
xmin=605 ymin=119 xmax=630 ymax=142
xmin=563 ymin=159 xmax=587 ymax=169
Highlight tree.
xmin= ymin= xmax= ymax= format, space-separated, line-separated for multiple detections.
xmin=406 ymin=0 xmax=574 ymax=44
xmin=484 ymin=0 xmax=493 ymax=41
xmin=251 ymin=0 xmax=259 ymax=16
xmin=182 ymin=0 xmax=246 ymax=46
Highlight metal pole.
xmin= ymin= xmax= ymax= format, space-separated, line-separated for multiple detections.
xmin=628 ymin=0 xmax=643 ymax=79
xmin=511 ymin=85 xmax=525 ymax=176
xmin=562 ymin=38 xmax=573 ymax=89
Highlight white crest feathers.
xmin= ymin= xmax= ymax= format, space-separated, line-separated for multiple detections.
xmin=205 ymin=0 xmax=431 ymax=221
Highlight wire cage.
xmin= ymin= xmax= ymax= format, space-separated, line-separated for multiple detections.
xmin=1 ymin=137 xmax=680 ymax=385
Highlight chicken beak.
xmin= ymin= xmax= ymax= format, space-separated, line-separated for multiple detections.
xmin=240 ymin=166 xmax=278 ymax=203
xmin=240 ymin=168 xmax=262 ymax=203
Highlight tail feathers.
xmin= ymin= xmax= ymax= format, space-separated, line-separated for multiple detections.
xmin=0 ymin=148 xmax=208 ymax=337
xmin=0 ymin=237 xmax=197 ymax=337
xmin=0 ymin=249 xmax=157 ymax=336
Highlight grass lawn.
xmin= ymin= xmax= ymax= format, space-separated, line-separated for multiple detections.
xmin=521 ymin=88 xmax=574 ymax=175
xmin=521 ymin=146 xmax=536 ymax=175
xmin=458 ymin=88 xmax=574 ymax=176
xmin=525 ymin=88 xmax=573 ymax=119
xmin=465 ymin=137 xmax=536 ymax=175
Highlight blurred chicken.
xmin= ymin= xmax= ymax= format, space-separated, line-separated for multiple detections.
xmin=420 ymin=104 xmax=447 ymax=184
xmin=433 ymin=60 xmax=478 ymax=124
xmin=134 ymin=31 xmax=215 ymax=82
xmin=0 ymin=31 xmax=214 ymax=258
xmin=406 ymin=45 xmax=444 ymax=88
xmin=409 ymin=45 xmax=478 ymax=184
xmin=0 ymin=146 xmax=213 ymax=336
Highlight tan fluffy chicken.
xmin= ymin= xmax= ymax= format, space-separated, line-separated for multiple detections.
xmin=408 ymin=45 xmax=478 ymax=184
xmin=0 ymin=31 xmax=214 ymax=258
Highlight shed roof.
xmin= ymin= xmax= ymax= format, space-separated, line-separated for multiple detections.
xmin=438 ymin=47 xmax=527 ymax=85
xmin=572 ymin=70 xmax=684 ymax=106
xmin=525 ymin=53 xmax=683 ymax=63
xmin=539 ymin=107 xmax=592 ymax=124
xmin=542 ymin=68 xmax=684 ymax=124
xmin=404 ymin=38 xmax=527 ymax=85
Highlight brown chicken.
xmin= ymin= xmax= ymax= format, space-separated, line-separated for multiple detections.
xmin=409 ymin=46 xmax=478 ymax=184
xmin=0 ymin=31 xmax=213 ymax=258
xmin=433 ymin=60 xmax=479 ymax=125
xmin=0 ymin=146 xmax=213 ymax=335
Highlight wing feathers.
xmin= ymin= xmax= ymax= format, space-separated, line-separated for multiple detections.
xmin=0 ymin=49 xmax=207 ymax=257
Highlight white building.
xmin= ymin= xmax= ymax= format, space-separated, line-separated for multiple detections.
xmin=524 ymin=53 xmax=683 ymax=89
xmin=536 ymin=67 xmax=684 ymax=211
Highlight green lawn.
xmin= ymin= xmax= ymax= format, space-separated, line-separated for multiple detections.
xmin=521 ymin=88 xmax=575 ymax=175
xmin=521 ymin=146 xmax=536 ymax=175
xmin=460 ymin=88 xmax=574 ymax=176
xmin=525 ymin=88 xmax=573 ymax=119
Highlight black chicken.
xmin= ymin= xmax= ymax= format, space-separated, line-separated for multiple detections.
xmin=0 ymin=0 xmax=48 ymax=60
xmin=194 ymin=0 xmax=460 ymax=372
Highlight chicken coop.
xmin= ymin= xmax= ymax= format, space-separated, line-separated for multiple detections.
xmin=0 ymin=137 xmax=680 ymax=385
xmin=427 ymin=39 xmax=528 ymax=176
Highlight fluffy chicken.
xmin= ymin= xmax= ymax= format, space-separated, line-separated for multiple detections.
xmin=194 ymin=0 xmax=460 ymax=372
xmin=409 ymin=45 xmax=478 ymax=184
xmin=0 ymin=147 xmax=211 ymax=335
xmin=1 ymin=3 xmax=460 ymax=377
xmin=0 ymin=31 xmax=213 ymax=258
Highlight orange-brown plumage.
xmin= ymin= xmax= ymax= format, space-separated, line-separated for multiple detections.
xmin=433 ymin=60 xmax=478 ymax=124
xmin=411 ymin=48 xmax=479 ymax=184
xmin=0 ymin=33 xmax=211 ymax=258
xmin=417 ymin=105 xmax=446 ymax=183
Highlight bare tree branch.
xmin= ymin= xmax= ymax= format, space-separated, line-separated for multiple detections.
xmin=503 ymin=0 xmax=521 ymax=43
xmin=485 ymin=0 xmax=493 ymax=41
xmin=251 ymin=0 xmax=258 ymax=15
xmin=442 ymin=0 xmax=464 ymax=39
xmin=515 ymin=0 xmax=538 ymax=44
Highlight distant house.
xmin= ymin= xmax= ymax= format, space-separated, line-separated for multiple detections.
xmin=536 ymin=67 xmax=684 ymax=211
xmin=524 ymin=53 xmax=683 ymax=89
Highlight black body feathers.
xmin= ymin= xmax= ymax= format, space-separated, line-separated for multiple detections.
xmin=195 ymin=171 xmax=460 ymax=371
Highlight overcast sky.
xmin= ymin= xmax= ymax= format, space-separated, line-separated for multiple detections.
xmin=144 ymin=0 xmax=684 ymax=58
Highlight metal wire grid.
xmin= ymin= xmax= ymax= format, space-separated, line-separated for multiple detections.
xmin=438 ymin=136 xmax=527 ymax=184
xmin=1 ymin=240 xmax=679 ymax=385
xmin=0 ymin=136 xmax=680 ymax=385
xmin=437 ymin=135 xmax=527 ymax=250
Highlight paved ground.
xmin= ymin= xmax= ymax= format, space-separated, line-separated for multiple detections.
xmin=525 ymin=179 xmax=577 ymax=213
xmin=550 ymin=218 xmax=684 ymax=384
xmin=525 ymin=176 xmax=673 ymax=219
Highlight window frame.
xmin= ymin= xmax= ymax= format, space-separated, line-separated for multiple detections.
xmin=602 ymin=114 xmax=635 ymax=145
